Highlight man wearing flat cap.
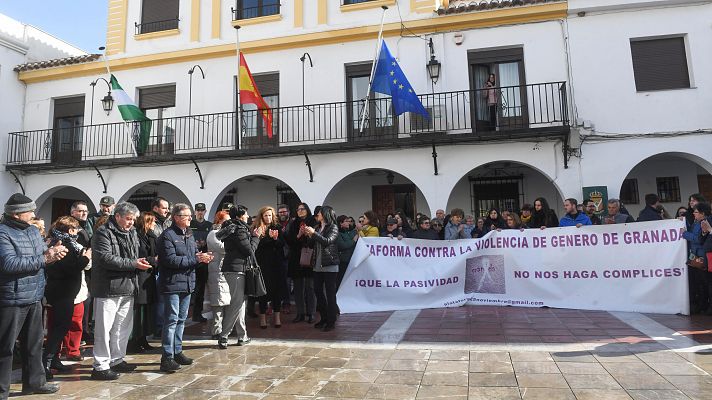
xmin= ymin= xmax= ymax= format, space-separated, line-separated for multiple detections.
xmin=88 ymin=196 xmax=115 ymax=230
xmin=190 ymin=203 xmax=212 ymax=322
xmin=0 ymin=194 xmax=68 ymax=398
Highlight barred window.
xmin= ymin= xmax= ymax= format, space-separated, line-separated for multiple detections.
xmin=656 ymin=177 xmax=681 ymax=203
xmin=620 ymin=179 xmax=639 ymax=205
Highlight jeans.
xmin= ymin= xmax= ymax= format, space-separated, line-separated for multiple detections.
xmin=0 ymin=302 xmax=45 ymax=398
xmin=313 ymin=271 xmax=338 ymax=324
xmin=161 ymin=293 xmax=191 ymax=358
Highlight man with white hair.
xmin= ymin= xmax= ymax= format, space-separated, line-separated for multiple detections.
xmin=90 ymin=202 xmax=152 ymax=380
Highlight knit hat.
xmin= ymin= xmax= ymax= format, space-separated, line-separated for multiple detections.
xmin=4 ymin=193 xmax=37 ymax=214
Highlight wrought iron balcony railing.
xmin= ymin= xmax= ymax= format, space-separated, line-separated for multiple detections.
xmin=135 ymin=18 xmax=180 ymax=35
xmin=6 ymin=82 xmax=569 ymax=168
xmin=232 ymin=3 xmax=281 ymax=20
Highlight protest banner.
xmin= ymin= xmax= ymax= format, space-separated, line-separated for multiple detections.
xmin=337 ymin=220 xmax=688 ymax=315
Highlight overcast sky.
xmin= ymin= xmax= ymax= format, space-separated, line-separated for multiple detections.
xmin=0 ymin=0 xmax=107 ymax=52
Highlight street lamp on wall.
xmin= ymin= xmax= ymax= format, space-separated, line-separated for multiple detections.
xmin=299 ymin=52 xmax=313 ymax=107
xmin=89 ymin=77 xmax=113 ymax=124
xmin=426 ymin=38 xmax=441 ymax=89
xmin=188 ymin=64 xmax=206 ymax=116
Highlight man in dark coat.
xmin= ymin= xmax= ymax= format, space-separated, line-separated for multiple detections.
xmin=157 ymin=203 xmax=213 ymax=372
xmin=637 ymin=194 xmax=664 ymax=222
xmin=91 ymin=202 xmax=152 ymax=381
xmin=0 ymin=193 xmax=66 ymax=397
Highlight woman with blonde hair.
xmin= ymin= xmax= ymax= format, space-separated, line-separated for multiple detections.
xmin=252 ymin=206 xmax=287 ymax=328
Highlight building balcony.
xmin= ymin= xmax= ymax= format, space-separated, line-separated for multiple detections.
xmin=5 ymin=82 xmax=569 ymax=172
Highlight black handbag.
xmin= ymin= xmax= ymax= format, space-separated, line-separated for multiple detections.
xmin=244 ymin=255 xmax=267 ymax=298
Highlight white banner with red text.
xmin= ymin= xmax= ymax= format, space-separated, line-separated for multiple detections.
xmin=337 ymin=220 xmax=689 ymax=315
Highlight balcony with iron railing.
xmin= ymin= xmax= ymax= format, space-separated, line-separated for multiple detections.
xmin=232 ymin=2 xmax=281 ymax=20
xmin=135 ymin=18 xmax=180 ymax=35
xmin=5 ymin=82 xmax=570 ymax=171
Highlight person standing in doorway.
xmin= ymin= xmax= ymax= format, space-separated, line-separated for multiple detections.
xmin=484 ymin=74 xmax=498 ymax=131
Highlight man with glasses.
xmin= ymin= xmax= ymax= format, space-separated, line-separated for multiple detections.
xmin=157 ymin=204 xmax=213 ymax=373
xmin=410 ymin=215 xmax=439 ymax=240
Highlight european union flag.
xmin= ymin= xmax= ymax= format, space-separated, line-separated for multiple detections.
xmin=371 ymin=40 xmax=429 ymax=118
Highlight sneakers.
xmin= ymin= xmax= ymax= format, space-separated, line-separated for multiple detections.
xmin=91 ymin=368 xmax=120 ymax=380
xmin=174 ymin=352 xmax=193 ymax=365
xmin=218 ymin=337 xmax=229 ymax=349
xmin=21 ymin=383 xmax=60 ymax=395
xmin=237 ymin=337 xmax=251 ymax=346
xmin=110 ymin=361 xmax=137 ymax=373
xmin=160 ymin=357 xmax=181 ymax=373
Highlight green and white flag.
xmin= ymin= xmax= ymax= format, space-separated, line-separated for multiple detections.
xmin=110 ymin=74 xmax=151 ymax=155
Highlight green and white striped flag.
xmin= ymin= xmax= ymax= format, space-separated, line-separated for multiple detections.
xmin=110 ymin=74 xmax=151 ymax=155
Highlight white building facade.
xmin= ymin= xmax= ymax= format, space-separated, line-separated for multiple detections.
xmin=3 ymin=0 xmax=711 ymax=225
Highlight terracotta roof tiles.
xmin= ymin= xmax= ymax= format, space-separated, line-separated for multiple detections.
xmin=436 ymin=0 xmax=559 ymax=15
xmin=14 ymin=54 xmax=101 ymax=72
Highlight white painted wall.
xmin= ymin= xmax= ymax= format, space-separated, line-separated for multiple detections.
xmin=0 ymin=33 xmax=28 ymax=199
xmin=567 ymin=1 xmax=712 ymax=133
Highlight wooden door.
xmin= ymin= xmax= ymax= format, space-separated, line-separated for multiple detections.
xmin=698 ymin=174 xmax=712 ymax=202
xmin=372 ymin=184 xmax=417 ymax=226
xmin=51 ymin=198 xmax=76 ymax=224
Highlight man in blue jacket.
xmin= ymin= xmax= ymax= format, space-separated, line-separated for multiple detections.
xmin=0 ymin=194 xmax=67 ymax=398
xmin=559 ymin=198 xmax=592 ymax=228
xmin=157 ymin=203 xmax=213 ymax=373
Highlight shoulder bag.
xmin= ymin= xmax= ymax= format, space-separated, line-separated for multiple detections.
xmin=244 ymin=255 xmax=267 ymax=297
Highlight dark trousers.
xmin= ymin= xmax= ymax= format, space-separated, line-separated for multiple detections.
xmin=43 ymin=299 xmax=75 ymax=364
xmin=689 ymin=266 xmax=709 ymax=313
xmin=313 ymin=271 xmax=338 ymax=324
xmin=192 ymin=264 xmax=208 ymax=321
xmin=131 ymin=304 xmax=153 ymax=341
xmin=258 ymin=266 xmax=285 ymax=314
xmin=0 ymin=302 xmax=46 ymax=398
xmin=337 ymin=260 xmax=350 ymax=290
xmin=488 ymin=104 xmax=497 ymax=130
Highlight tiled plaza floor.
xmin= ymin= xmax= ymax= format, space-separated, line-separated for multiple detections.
xmin=10 ymin=305 xmax=712 ymax=399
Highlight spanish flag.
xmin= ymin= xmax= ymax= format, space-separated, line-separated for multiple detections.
xmin=239 ymin=52 xmax=274 ymax=138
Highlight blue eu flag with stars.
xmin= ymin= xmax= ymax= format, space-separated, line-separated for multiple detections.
xmin=371 ymin=40 xmax=429 ymax=119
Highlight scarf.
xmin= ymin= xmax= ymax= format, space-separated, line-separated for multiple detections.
xmin=51 ymin=228 xmax=84 ymax=253
xmin=216 ymin=220 xmax=239 ymax=241
xmin=1 ymin=214 xmax=31 ymax=230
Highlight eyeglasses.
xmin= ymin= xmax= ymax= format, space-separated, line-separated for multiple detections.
xmin=296 ymin=207 xmax=306 ymax=211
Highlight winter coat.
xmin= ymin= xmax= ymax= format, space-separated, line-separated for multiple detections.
xmin=603 ymin=213 xmax=635 ymax=224
xmin=0 ymin=219 xmax=47 ymax=306
xmin=310 ymin=223 xmax=339 ymax=272
xmin=206 ymin=229 xmax=230 ymax=307
xmin=136 ymin=229 xmax=158 ymax=304
xmin=336 ymin=229 xmax=358 ymax=264
xmin=483 ymin=217 xmax=507 ymax=233
xmin=157 ymin=224 xmax=199 ymax=295
xmin=255 ymin=224 xmax=285 ymax=276
xmin=44 ymin=238 xmax=89 ymax=305
xmin=284 ymin=216 xmax=316 ymax=278
xmin=559 ymin=213 xmax=593 ymax=227
xmin=683 ymin=219 xmax=708 ymax=257
xmin=529 ymin=210 xmax=559 ymax=228
xmin=358 ymin=225 xmax=380 ymax=237
xmin=637 ymin=206 xmax=663 ymax=222
xmin=444 ymin=222 xmax=468 ymax=240
xmin=409 ymin=229 xmax=440 ymax=240
xmin=91 ymin=216 xmax=140 ymax=298
xmin=219 ymin=219 xmax=259 ymax=273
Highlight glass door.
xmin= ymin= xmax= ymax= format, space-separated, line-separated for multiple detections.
xmin=346 ymin=65 xmax=395 ymax=142
xmin=52 ymin=116 xmax=83 ymax=163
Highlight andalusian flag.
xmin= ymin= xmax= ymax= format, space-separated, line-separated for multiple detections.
xmin=110 ymin=74 xmax=152 ymax=154
xmin=239 ymin=53 xmax=273 ymax=138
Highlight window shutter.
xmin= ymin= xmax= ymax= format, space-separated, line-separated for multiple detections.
xmin=54 ymin=96 xmax=85 ymax=118
xmin=345 ymin=62 xmax=373 ymax=77
xmin=253 ymin=73 xmax=279 ymax=97
xmin=630 ymin=37 xmax=690 ymax=91
xmin=141 ymin=0 xmax=179 ymax=23
xmin=139 ymin=85 xmax=176 ymax=109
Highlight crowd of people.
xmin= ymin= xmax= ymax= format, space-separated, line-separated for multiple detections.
xmin=0 ymin=189 xmax=711 ymax=398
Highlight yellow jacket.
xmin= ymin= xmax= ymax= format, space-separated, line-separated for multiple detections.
xmin=359 ymin=225 xmax=380 ymax=237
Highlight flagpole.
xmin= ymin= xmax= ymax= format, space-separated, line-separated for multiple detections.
xmin=235 ymin=24 xmax=242 ymax=150
xmin=358 ymin=5 xmax=388 ymax=136
xmin=99 ymin=46 xmax=112 ymax=77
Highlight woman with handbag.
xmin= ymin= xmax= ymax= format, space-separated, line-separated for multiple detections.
xmin=252 ymin=206 xmax=287 ymax=329
xmin=304 ymin=206 xmax=340 ymax=332
xmin=215 ymin=205 xmax=259 ymax=349
xmin=285 ymin=203 xmax=317 ymax=324
xmin=206 ymin=211 xmax=231 ymax=339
